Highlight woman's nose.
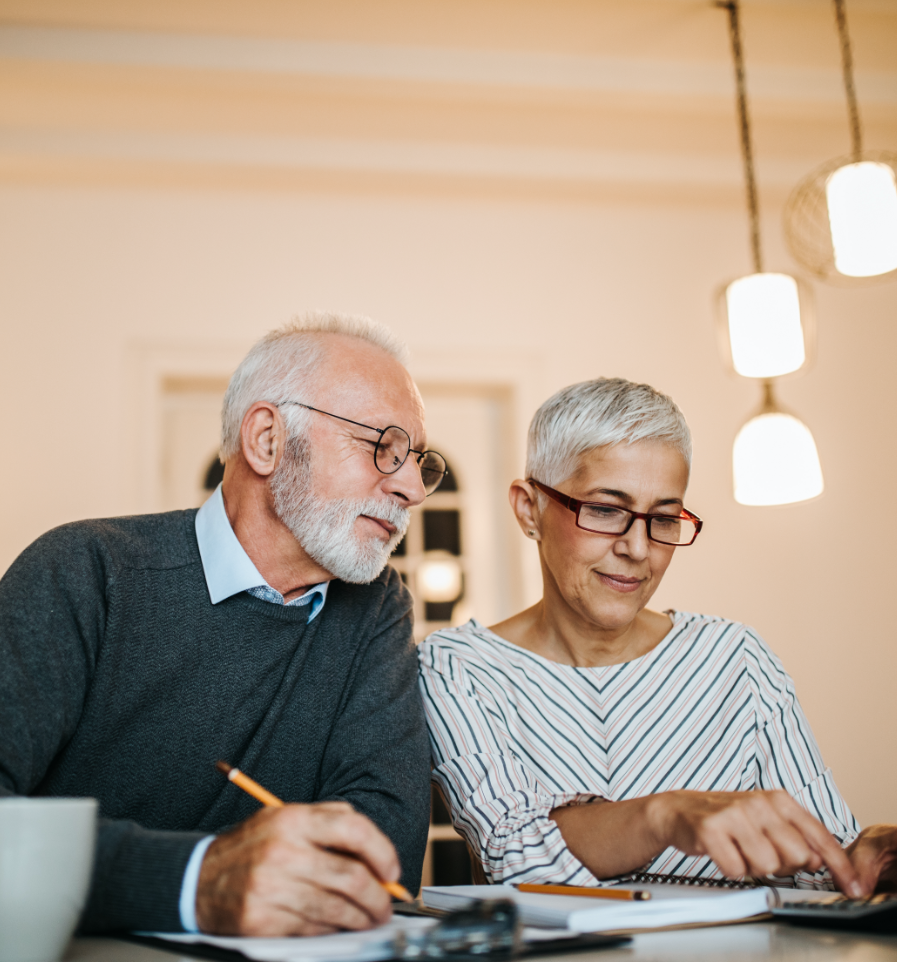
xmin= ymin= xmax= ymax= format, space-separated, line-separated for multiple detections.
xmin=616 ymin=517 xmax=651 ymax=558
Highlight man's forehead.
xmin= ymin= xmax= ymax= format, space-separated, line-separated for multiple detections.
xmin=312 ymin=348 xmax=426 ymax=438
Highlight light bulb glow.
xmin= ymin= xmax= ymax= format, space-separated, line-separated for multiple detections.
xmin=725 ymin=274 xmax=806 ymax=378
xmin=733 ymin=412 xmax=824 ymax=506
xmin=826 ymin=162 xmax=897 ymax=277
xmin=416 ymin=553 xmax=463 ymax=602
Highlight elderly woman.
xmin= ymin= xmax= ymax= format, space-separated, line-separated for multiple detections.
xmin=419 ymin=378 xmax=896 ymax=895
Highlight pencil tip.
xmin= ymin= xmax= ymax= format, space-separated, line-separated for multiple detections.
xmin=384 ymin=881 xmax=415 ymax=903
xmin=215 ymin=760 xmax=232 ymax=775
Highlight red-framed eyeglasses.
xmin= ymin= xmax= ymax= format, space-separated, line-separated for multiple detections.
xmin=528 ymin=479 xmax=703 ymax=546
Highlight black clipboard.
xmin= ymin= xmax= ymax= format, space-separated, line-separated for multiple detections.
xmin=123 ymin=929 xmax=629 ymax=961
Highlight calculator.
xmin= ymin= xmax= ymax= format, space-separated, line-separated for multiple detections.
xmin=772 ymin=893 xmax=897 ymax=934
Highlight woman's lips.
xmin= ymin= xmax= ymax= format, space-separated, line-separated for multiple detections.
xmin=597 ymin=572 xmax=643 ymax=593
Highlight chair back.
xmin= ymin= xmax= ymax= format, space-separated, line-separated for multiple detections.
xmin=467 ymin=843 xmax=489 ymax=885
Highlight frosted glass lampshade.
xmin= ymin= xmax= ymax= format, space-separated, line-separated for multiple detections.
xmin=733 ymin=412 xmax=824 ymax=506
xmin=416 ymin=552 xmax=463 ymax=603
xmin=826 ymin=162 xmax=897 ymax=277
xmin=724 ymin=274 xmax=806 ymax=379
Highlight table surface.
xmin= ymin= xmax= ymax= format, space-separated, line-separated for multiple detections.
xmin=67 ymin=922 xmax=897 ymax=962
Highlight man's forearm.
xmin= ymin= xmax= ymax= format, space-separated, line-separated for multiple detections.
xmin=550 ymin=796 xmax=666 ymax=880
xmin=79 ymin=820 xmax=208 ymax=933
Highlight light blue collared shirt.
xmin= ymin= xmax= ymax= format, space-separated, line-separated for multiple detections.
xmin=179 ymin=485 xmax=329 ymax=932
xmin=194 ymin=484 xmax=329 ymax=616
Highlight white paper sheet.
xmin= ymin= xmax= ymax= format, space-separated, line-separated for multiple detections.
xmin=146 ymin=915 xmax=437 ymax=962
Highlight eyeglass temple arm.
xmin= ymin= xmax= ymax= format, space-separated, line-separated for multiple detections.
xmin=278 ymin=401 xmax=386 ymax=437
xmin=281 ymin=401 xmax=445 ymax=471
xmin=528 ymin=479 xmax=576 ymax=510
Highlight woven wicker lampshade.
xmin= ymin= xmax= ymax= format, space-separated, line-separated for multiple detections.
xmin=783 ymin=1 xmax=897 ymax=285
xmin=785 ymin=151 xmax=897 ymax=285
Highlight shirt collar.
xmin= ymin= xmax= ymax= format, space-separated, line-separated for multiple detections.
xmin=194 ymin=484 xmax=328 ymax=619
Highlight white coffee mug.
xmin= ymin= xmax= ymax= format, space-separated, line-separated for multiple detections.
xmin=0 ymin=797 xmax=97 ymax=962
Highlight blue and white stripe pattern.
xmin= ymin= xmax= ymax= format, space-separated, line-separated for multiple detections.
xmin=418 ymin=611 xmax=858 ymax=888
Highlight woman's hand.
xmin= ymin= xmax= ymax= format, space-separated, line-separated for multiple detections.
xmin=552 ymin=789 xmax=864 ymax=895
xmin=650 ymin=790 xmax=864 ymax=897
xmin=846 ymin=824 xmax=897 ymax=894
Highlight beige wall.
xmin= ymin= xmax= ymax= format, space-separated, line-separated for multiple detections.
xmin=1 ymin=0 xmax=896 ymax=826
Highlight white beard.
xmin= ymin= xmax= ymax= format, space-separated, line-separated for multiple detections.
xmin=271 ymin=436 xmax=410 ymax=584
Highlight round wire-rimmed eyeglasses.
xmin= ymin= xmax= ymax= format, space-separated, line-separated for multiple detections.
xmin=279 ymin=401 xmax=449 ymax=496
xmin=528 ymin=479 xmax=703 ymax=546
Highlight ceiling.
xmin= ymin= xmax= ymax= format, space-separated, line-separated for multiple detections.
xmin=0 ymin=0 xmax=894 ymax=203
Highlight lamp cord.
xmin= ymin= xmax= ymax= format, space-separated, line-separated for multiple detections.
xmin=717 ymin=0 xmax=762 ymax=274
xmin=833 ymin=0 xmax=863 ymax=161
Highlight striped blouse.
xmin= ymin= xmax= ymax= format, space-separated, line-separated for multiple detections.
xmin=418 ymin=611 xmax=859 ymax=888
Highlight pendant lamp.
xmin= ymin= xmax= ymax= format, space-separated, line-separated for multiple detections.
xmin=715 ymin=1 xmax=824 ymax=507
xmin=732 ymin=383 xmax=824 ymax=507
xmin=714 ymin=1 xmax=813 ymax=382
xmin=784 ymin=0 xmax=897 ymax=284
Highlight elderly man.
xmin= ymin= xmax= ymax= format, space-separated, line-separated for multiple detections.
xmin=0 ymin=313 xmax=443 ymax=936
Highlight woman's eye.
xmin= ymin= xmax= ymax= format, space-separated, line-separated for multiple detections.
xmin=651 ymin=516 xmax=680 ymax=529
xmin=586 ymin=505 xmax=625 ymax=519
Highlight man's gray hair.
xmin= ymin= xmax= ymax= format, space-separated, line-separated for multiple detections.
xmin=220 ymin=311 xmax=410 ymax=460
xmin=525 ymin=378 xmax=693 ymax=488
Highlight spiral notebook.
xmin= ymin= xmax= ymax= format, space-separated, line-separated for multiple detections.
xmin=422 ymin=883 xmax=771 ymax=933
xmin=610 ymin=871 xmax=764 ymax=889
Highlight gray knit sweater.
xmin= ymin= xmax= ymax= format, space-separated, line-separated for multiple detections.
xmin=0 ymin=510 xmax=430 ymax=933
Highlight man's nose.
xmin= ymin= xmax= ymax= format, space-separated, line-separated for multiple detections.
xmin=386 ymin=453 xmax=427 ymax=507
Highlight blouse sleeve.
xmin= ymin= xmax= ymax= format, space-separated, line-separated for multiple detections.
xmin=744 ymin=628 xmax=860 ymax=887
xmin=418 ymin=637 xmax=602 ymax=885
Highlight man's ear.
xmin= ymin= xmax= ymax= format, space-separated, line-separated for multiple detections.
xmin=509 ymin=479 xmax=541 ymax=541
xmin=239 ymin=402 xmax=286 ymax=478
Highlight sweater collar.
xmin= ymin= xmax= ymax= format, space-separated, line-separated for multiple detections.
xmin=194 ymin=485 xmax=328 ymax=618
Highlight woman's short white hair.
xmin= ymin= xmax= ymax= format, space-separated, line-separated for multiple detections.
xmin=525 ymin=378 xmax=692 ymax=488
xmin=220 ymin=311 xmax=410 ymax=460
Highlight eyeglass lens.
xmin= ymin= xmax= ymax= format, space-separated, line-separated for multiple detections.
xmin=578 ymin=504 xmax=697 ymax=546
xmin=418 ymin=451 xmax=448 ymax=495
xmin=374 ymin=426 xmax=447 ymax=495
xmin=374 ymin=426 xmax=410 ymax=473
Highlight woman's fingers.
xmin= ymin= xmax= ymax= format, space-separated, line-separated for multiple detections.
xmin=671 ymin=790 xmax=861 ymax=890
xmin=707 ymin=804 xmax=784 ymax=878
xmin=776 ymin=799 xmax=863 ymax=897
xmin=699 ymin=823 xmax=748 ymax=879
xmin=747 ymin=800 xmax=818 ymax=875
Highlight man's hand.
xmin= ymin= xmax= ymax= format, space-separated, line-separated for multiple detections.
xmin=651 ymin=790 xmax=864 ymax=897
xmin=846 ymin=824 xmax=897 ymax=895
xmin=195 ymin=801 xmax=401 ymax=936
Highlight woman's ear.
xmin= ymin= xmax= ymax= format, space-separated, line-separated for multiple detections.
xmin=509 ymin=480 xmax=541 ymax=541
xmin=239 ymin=402 xmax=285 ymax=478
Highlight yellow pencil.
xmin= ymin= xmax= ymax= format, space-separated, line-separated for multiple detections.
xmin=215 ymin=760 xmax=414 ymax=903
xmin=517 ymin=882 xmax=650 ymax=901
